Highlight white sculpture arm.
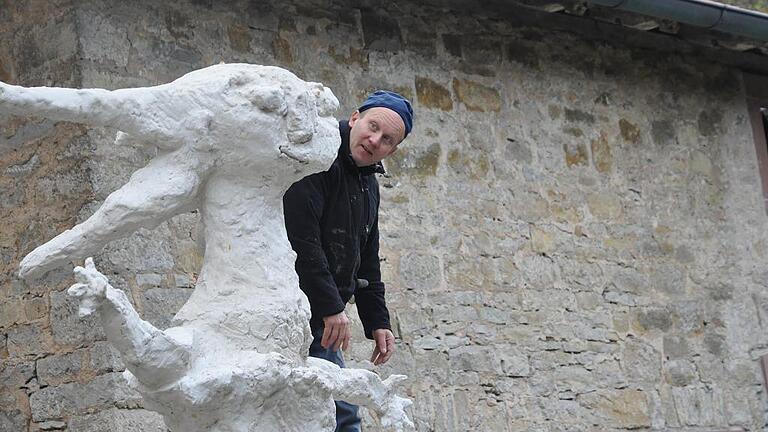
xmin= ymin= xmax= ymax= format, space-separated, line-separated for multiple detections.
xmin=69 ymin=258 xmax=191 ymax=389
xmin=19 ymin=148 xmax=206 ymax=279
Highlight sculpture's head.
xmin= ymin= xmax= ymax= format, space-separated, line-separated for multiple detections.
xmin=212 ymin=66 xmax=340 ymax=180
xmin=276 ymin=81 xmax=340 ymax=176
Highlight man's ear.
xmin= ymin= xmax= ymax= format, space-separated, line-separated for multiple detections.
xmin=348 ymin=110 xmax=360 ymax=128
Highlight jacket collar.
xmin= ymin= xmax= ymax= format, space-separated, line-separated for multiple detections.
xmin=339 ymin=120 xmax=385 ymax=176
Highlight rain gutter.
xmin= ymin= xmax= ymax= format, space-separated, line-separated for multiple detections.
xmin=589 ymin=0 xmax=768 ymax=42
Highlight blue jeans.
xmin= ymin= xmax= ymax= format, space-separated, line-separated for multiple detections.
xmin=308 ymin=328 xmax=362 ymax=432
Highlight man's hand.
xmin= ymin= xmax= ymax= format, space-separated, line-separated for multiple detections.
xmin=322 ymin=311 xmax=351 ymax=352
xmin=371 ymin=329 xmax=395 ymax=366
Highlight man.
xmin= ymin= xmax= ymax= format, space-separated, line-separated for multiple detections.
xmin=283 ymin=90 xmax=413 ymax=431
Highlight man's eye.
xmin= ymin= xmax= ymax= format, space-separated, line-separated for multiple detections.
xmin=369 ymin=122 xmax=377 ymax=131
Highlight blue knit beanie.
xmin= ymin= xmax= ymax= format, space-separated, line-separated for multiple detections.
xmin=358 ymin=90 xmax=414 ymax=138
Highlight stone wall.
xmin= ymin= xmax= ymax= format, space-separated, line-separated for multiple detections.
xmin=2 ymin=0 xmax=768 ymax=430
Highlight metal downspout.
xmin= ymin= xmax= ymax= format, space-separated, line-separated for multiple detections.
xmin=589 ymin=0 xmax=768 ymax=42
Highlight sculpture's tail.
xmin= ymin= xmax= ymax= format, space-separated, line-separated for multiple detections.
xmin=0 ymin=81 xmax=179 ymax=147
xmin=19 ymin=147 xmax=206 ymax=279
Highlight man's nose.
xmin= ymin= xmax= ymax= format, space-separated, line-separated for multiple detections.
xmin=369 ymin=133 xmax=382 ymax=147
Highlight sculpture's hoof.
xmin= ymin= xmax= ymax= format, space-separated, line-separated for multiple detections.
xmin=67 ymin=258 xmax=109 ymax=317
xmin=379 ymin=375 xmax=415 ymax=432
xmin=18 ymin=250 xmax=47 ymax=280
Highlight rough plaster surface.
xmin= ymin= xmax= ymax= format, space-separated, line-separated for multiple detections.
xmin=2 ymin=63 xmax=412 ymax=431
xmin=3 ymin=0 xmax=768 ymax=431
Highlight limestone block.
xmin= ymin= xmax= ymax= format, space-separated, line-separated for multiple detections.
xmin=0 ymin=299 xmax=25 ymax=329
xmin=0 ymin=409 xmax=27 ymax=432
xmin=29 ymin=372 xmax=143 ymax=422
xmin=648 ymin=262 xmax=686 ymax=297
xmin=461 ymin=35 xmax=502 ymax=66
xmin=49 ymin=289 xmax=106 ymax=347
xmin=662 ymin=335 xmax=690 ymax=360
xmin=671 ymin=301 xmax=715 ymax=333
xmin=530 ymin=227 xmax=555 ymax=255
xmin=497 ymin=348 xmax=530 ymax=377
xmin=503 ymin=138 xmax=533 ymax=165
xmin=37 ymin=350 xmax=86 ymax=386
xmin=697 ymin=109 xmax=724 ymax=137
xmin=385 ymin=142 xmax=441 ymax=178
xmin=398 ymin=252 xmax=441 ymax=291
xmin=101 ymin=231 xmax=176 ymax=273
xmin=449 ymin=345 xmax=502 ymax=374
xmin=620 ymin=339 xmax=661 ymax=384
xmin=412 ymin=349 xmax=449 ymax=381
xmin=506 ymin=39 xmax=541 ymax=68
xmin=479 ymin=306 xmax=512 ymax=325
xmin=77 ymin=12 xmax=130 ymax=67
xmin=722 ymin=386 xmax=755 ymax=428
xmin=415 ymin=77 xmax=452 ymax=111
xmin=452 ymin=79 xmax=502 ymax=112
xmin=134 ymin=273 xmax=162 ymax=287
xmin=412 ymin=336 xmax=442 ymax=351
xmin=6 ymin=323 xmax=52 ymax=358
xmin=633 ymin=307 xmax=673 ymax=332
xmin=602 ymin=290 xmax=637 ymax=306
xmin=68 ymin=407 xmax=167 ymax=432
xmin=650 ymin=120 xmax=676 ymax=146
xmin=578 ymin=389 xmax=650 ymax=429
xmin=516 ymin=254 xmax=560 ymax=288
xmin=586 ymin=192 xmax=622 ymax=220
xmin=1 ymin=334 xmax=8 ymax=359
xmin=0 ymin=360 xmax=35 ymax=392
xmin=663 ymin=359 xmax=697 ymax=387
xmin=668 ymin=386 xmax=727 ymax=427
xmin=36 ymin=420 xmax=67 ymax=430
xmin=432 ymin=304 xmax=479 ymax=323
xmin=400 ymin=17 xmax=437 ymax=57
xmin=619 ymin=118 xmax=641 ymax=144
xmin=89 ymin=341 xmax=125 ymax=373
xmin=139 ymin=287 xmax=192 ymax=330
xmin=360 ymin=8 xmax=402 ymax=52
xmin=564 ymin=108 xmax=596 ymax=124
xmin=24 ymin=296 xmax=48 ymax=321
xmin=590 ymin=131 xmax=612 ymax=173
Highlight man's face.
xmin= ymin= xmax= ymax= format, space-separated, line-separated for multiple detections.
xmin=348 ymin=107 xmax=405 ymax=167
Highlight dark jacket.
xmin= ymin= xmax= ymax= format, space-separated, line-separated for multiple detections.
xmin=283 ymin=120 xmax=391 ymax=339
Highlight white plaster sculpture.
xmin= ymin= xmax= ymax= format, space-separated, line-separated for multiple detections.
xmin=4 ymin=64 xmax=413 ymax=431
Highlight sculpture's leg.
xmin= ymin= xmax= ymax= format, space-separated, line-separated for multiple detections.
xmin=298 ymin=358 xmax=415 ymax=432
xmin=19 ymin=148 xmax=205 ymax=278
xmin=0 ymin=81 xmax=178 ymax=146
xmin=69 ymin=258 xmax=191 ymax=389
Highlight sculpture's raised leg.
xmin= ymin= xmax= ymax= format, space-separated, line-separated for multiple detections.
xmin=19 ymin=149 xmax=206 ymax=279
xmin=0 ymin=81 xmax=179 ymax=147
xmin=298 ymin=358 xmax=415 ymax=432
xmin=69 ymin=258 xmax=191 ymax=389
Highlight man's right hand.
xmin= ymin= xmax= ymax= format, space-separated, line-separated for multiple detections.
xmin=322 ymin=311 xmax=351 ymax=352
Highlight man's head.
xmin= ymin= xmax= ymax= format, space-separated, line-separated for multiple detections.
xmin=348 ymin=90 xmax=413 ymax=167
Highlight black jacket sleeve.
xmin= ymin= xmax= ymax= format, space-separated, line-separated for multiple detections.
xmin=283 ymin=175 xmax=346 ymax=319
xmin=355 ymin=189 xmax=391 ymax=339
